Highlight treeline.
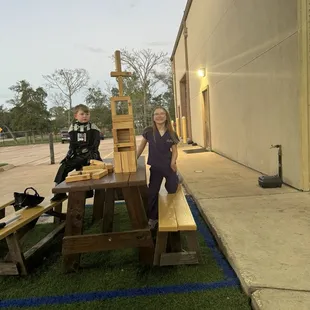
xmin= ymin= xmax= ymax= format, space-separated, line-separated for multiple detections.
xmin=0 ymin=48 xmax=174 ymax=136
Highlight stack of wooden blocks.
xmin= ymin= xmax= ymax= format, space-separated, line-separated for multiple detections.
xmin=65 ymin=160 xmax=114 ymax=183
xmin=110 ymin=50 xmax=137 ymax=173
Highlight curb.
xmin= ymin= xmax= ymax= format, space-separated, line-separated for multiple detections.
xmin=0 ymin=164 xmax=15 ymax=173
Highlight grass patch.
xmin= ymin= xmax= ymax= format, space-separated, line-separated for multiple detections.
xmin=0 ymin=163 xmax=8 ymax=167
xmin=0 ymin=204 xmax=250 ymax=309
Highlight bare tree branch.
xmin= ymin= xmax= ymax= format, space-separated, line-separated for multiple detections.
xmin=43 ymin=68 xmax=89 ymax=123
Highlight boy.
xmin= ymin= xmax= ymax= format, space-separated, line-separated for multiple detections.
xmin=51 ymin=104 xmax=102 ymax=201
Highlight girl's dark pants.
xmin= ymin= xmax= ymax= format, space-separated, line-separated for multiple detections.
xmin=148 ymin=166 xmax=179 ymax=220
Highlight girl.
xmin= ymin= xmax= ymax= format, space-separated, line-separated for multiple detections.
xmin=137 ymin=106 xmax=180 ymax=229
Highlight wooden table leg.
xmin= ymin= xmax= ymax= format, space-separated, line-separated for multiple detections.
xmin=139 ymin=185 xmax=148 ymax=214
xmin=122 ymin=186 xmax=154 ymax=264
xmin=101 ymin=188 xmax=115 ymax=233
xmin=62 ymin=191 xmax=86 ymax=273
xmin=6 ymin=234 xmax=27 ymax=275
xmin=93 ymin=189 xmax=105 ymax=223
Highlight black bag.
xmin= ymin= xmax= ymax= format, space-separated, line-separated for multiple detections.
xmin=11 ymin=187 xmax=45 ymax=210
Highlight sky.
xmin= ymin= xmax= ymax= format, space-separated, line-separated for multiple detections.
xmin=0 ymin=0 xmax=187 ymax=109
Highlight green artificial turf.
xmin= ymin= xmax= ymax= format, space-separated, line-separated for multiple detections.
xmin=0 ymin=204 xmax=251 ymax=309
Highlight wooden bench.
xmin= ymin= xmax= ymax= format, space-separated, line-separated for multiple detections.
xmin=153 ymin=185 xmax=201 ymax=266
xmin=0 ymin=198 xmax=67 ymax=275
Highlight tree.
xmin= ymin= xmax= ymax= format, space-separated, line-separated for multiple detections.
xmin=0 ymin=105 xmax=17 ymax=142
xmin=7 ymin=80 xmax=50 ymax=132
xmin=43 ymin=69 xmax=89 ymax=124
xmin=119 ymin=49 xmax=167 ymax=127
xmin=85 ymin=86 xmax=112 ymax=131
xmin=49 ymin=106 xmax=68 ymax=133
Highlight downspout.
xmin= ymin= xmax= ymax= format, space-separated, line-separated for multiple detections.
xmin=183 ymin=21 xmax=193 ymax=142
xmin=298 ymin=0 xmax=310 ymax=190
xmin=171 ymin=58 xmax=178 ymax=118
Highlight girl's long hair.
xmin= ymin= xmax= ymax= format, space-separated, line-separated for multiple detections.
xmin=152 ymin=106 xmax=177 ymax=142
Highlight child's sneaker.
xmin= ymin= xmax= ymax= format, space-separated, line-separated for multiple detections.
xmin=148 ymin=219 xmax=158 ymax=230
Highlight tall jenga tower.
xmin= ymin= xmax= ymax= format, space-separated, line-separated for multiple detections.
xmin=110 ymin=50 xmax=137 ymax=173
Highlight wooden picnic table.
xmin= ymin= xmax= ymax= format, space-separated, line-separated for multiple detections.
xmin=52 ymin=156 xmax=153 ymax=272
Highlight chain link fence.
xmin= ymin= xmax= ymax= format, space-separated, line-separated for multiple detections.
xmin=0 ymin=128 xmax=144 ymax=147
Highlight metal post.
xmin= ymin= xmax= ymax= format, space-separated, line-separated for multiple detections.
xmin=49 ymin=133 xmax=55 ymax=164
xmin=182 ymin=116 xmax=187 ymax=143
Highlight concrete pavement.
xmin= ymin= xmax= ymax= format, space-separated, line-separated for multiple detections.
xmin=1 ymin=139 xmax=310 ymax=308
xmin=177 ymin=145 xmax=310 ymax=309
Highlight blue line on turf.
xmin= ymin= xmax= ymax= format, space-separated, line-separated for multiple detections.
xmin=185 ymin=195 xmax=237 ymax=280
xmin=0 ymin=278 xmax=239 ymax=308
xmin=5 ymin=195 xmax=240 ymax=308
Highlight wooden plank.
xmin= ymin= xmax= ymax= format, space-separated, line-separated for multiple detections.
xmin=63 ymin=191 xmax=85 ymax=272
xmin=113 ymin=151 xmax=122 ymax=173
xmin=122 ymin=187 xmax=148 ymax=230
xmin=83 ymin=165 xmax=105 ymax=171
xmin=113 ymin=121 xmax=135 ymax=129
xmin=53 ymin=201 xmax=63 ymax=224
xmin=153 ymin=232 xmax=168 ymax=266
xmin=65 ymin=174 xmax=91 ymax=183
xmin=110 ymin=71 xmax=132 ymax=77
xmin=0 ymin=199 xmax=66 ymax=241
xmin=6 ymin=234 xmax=27 ymax=275
xmin=121 ymin=152 xmax=129 ymax=173
xmin=90 ymin=159 xmax=106 ymax=166
xmin=114 ymin=51 xmax=123 ymax=96
xmin=62 ymin=229 xmax=153 ymax=255
xmin=92 ymin=189 xmax=105 ymax=222
xmin=91 ymin=170 xmax=130 ymax=189
xmin=0 ymin=262 xmax=19 ymax=275
xmin=173 ymin=186 xmax=197 ymax=231
xmin=0 ymin=200 xmax=14 ymax=211
xmin=92 ymin=169 xmax=108 ymax=180
xmin=24 ymin=222 xmax=66 ymax=260
xmin=128 ymin=156 xmax=147 ymax=186
xmin=102 ymin=188 xmax=114 ymax=233
xmin=115 ymin=142 xmax=135 ymax=148
xmin=160 ymin=252 xmax=199 ymax=266
xmin=185 ymin=231 xmax=202 ymax=263
xmin=158 ymin=189 xmax=178 ymax=232
xmin=127 ymin=150 xmax=137 ymax=173
xmin=111 ymin=115 xmax=134 ymax=123
xmin=111 ymin=96 xmax=131 ymax=102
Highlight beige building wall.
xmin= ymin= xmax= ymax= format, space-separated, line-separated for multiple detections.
xmin=173 ymin=0 xmax=301 ymax=188
xmin=174 ymin=29 xmax=186 ymax=119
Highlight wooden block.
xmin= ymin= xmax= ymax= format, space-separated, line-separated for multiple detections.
xmin=112 ymin=121 xmax=134 ymax=129
xmin=127 ymin=150 xmax=137 ymax=172
xmin=68 ymin=171 xmax=82 ymax=176
xmin=65 ymin=174 xmax=91 ymax=183
xmin=174 ymin=186 xmax=197 ymax=231
xmin=120 ymin=152 xmax=129 ymax=173
xmin=105 ymin=163 xmax=114 ymax=173
xmin=114 ymin=152 xmax=122 ymax=173
xmin=92 ymin=169 xmax=108 ymax=180
xmin=83 ymin=165 xmax=105 ymax=171
xmin=90 ymin=160 xmax=105 ymax=166
xmin=111 ymin=96 xmax=133 ymax=117
xmin=82 ymin=169 xmax=104 ymax=176
xmin=112 ymin=115 xmax=133 ymax=123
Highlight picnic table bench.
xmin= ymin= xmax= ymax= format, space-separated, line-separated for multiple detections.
xmin=0 ymin=198 xmax=67 ymax=275
xmin=153 ymin=185 xmax=201 ymax=266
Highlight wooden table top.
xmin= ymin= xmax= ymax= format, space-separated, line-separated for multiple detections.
xmin=52 ymin=156 xmax=147 ymax=194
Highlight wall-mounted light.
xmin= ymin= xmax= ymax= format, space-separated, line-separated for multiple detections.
xmin=197 ymin=68 xmax=205 ymax=77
